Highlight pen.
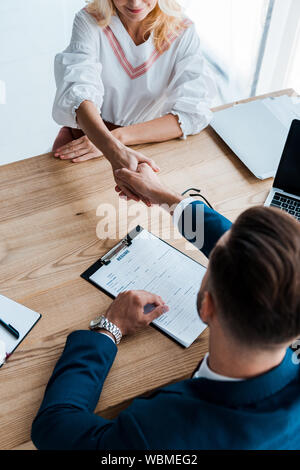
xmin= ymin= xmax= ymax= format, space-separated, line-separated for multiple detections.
xmin=0 ymin=318 xmax=19 ymax=339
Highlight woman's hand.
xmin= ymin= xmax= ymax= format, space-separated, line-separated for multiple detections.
xmin=110 ymin=145 xmax=160 ymax=205
xmin=54 ymin=135 xmax=103 ymax=162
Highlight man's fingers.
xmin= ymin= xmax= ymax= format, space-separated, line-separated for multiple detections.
xmin=114 ymin=169 xmax=152 ymax=206
xmin=148 ymin=304 xmax=169 ymax=322
xmin=118 ymin=191 xmax=152 ymax=206
xmin=117 ymin=189 xmax=152 ymax=207
xmin=139 ymin=291 xmax=165 ymax=306
xmin=114 ymin=171 xmax=141 ymax=201
xmin=114 ymin=168 xmax=135 ymax=181
xmin=116 ymin=181 xmax=140 ymax=202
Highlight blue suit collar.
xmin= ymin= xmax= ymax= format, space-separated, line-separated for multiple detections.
xmin=164 ymin=348 xmax=299 ymax=407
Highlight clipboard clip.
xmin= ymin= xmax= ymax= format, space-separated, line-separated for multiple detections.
xmin=101 ymin=235 xmax=132 ymax=266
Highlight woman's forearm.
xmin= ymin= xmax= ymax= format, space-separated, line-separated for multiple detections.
xmin=75 ymin=100 xmax=160 ymax=184
xmin=115 ymin=114 xmax=183 ymax=146
xmin=76 ymin=100 xmax=123 ymax=166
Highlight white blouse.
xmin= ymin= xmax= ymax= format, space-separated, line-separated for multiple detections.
xmin=53 ymin=8 xmax=216 ymax=139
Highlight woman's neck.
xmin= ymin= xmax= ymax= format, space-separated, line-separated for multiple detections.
xmin=117 ymin=12 xmax=149 ymax=45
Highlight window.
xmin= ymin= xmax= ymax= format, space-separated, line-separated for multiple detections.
xmin=255 ymin=0 xmax=300 ymax=95
xmin=184 ymin=0 xmax=269 ymax=102
xmin=287 ymin=23 xmax=300 ymax=93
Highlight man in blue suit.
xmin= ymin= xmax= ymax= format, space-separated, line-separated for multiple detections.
xmin=32 ymin=164 xmax=300 ymax=450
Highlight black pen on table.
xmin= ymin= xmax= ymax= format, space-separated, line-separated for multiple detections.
xmin=0 ymin=318 xmax=19 ymax=339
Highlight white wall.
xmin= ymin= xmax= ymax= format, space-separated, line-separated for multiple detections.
xmin=0 ymin=0 xmax=85 ymax=165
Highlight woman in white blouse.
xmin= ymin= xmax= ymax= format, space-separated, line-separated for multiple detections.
xmin=53 ymin=0 xmax=216 ymax=201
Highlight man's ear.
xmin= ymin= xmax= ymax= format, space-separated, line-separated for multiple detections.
xmin=200 ymin=291 xmax=216 ymax=325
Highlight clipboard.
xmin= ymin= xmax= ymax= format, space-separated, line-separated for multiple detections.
xmin=81 ymin=226 xmax=207 ymax=348
xmin=81 ymin=226 xmax=140 ymax=295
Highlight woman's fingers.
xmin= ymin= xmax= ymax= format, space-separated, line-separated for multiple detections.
xmin=139 ymin=156 xmax=160 ymax=173
xmin=58 ymin=143 xmax=94 ymax=159
xmin=57 ymin=144 xmax=88 ymax=158
xmin=72 ymin=153 xmax=98 ymax=163
xmin=55 ymin=135 xmax=86 ymax=153
xmin=55 ymin=136 xmax=100 ymax=159
xmin=60 ymin=149 xmax=89 ymax=159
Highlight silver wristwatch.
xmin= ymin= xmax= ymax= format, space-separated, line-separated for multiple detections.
xmin=89 ymin=315 xmax=122 ymax=344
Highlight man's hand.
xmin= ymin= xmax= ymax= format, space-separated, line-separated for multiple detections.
xmin=54 ymin=135 xmax=103 ymax=162
xmin=103 ymin=290 xmax=169 ymax=336
xmin=110 ymin=146 xmax=160 ymax=206
xmin=114 ymin=163 xmax=184 ymax=207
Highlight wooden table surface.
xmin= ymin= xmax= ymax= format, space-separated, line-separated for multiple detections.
xmin=0 ymin=89 xmax=296 ymax=450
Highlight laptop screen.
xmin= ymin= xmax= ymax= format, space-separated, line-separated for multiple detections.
xmin=274 ymin=119 xmax=300 ymax=197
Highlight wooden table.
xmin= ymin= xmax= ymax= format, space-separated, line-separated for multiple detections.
xmin=0 ymin=89 xmax=296 ymax=450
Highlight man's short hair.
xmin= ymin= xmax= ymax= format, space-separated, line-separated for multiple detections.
xmin=209 ymin=207 xmax=300 ymax=348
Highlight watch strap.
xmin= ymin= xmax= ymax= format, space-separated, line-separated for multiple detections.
xmin=90 ymin=315 xmax=122 ymax=344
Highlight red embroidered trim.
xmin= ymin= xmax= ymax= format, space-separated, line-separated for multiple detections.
xmin=103 ymin=26 xmax=162 ymax=79
xmin=103 ymin=19 xmax=192 ymax=80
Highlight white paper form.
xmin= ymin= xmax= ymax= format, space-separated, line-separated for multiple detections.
xmin=90 ymin=230 xmax=207 ymax=347
xmin=0 ymin=294 xmax=41 ymax=366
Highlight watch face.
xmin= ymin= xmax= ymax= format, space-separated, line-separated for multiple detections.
xmin=90 ymin=316 xmax=102 ymax=328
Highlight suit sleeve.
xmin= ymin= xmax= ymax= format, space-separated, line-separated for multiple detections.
xmin=31 ymin=330 xmax=155 ymax=450
xmin=173 ymin=198 xmax=232 ymax=258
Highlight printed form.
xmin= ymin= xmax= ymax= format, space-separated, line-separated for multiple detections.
xmin=90 ymin=230 xmax=207 ymax=347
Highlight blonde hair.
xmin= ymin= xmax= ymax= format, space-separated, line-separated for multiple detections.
xmin=86 ymin=0 xmax=187 ymax=52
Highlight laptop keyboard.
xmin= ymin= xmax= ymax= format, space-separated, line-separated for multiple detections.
xmin=270 ymin=193 xmax=300 ymax=221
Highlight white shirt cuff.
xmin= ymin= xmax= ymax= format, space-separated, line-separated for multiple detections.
xmin=98 ymin=331 xmax=116 ymax=344
xmin=172 ymin=197 xmax=198 ymax=230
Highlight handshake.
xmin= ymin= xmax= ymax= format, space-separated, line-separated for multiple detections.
xmin=53 ymin=127 xmax=183 ymax=208
xmin=113 ymin=162 xmax=183 ymax=209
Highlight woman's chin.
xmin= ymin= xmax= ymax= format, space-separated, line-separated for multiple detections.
xmin=123 ymin=8 xmax=148 ymax=22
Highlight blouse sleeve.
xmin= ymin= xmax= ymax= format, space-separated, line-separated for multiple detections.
xmin=161 ymin=23 xmax=217 ymax=139
xmin=52 ymin=9 xmax=104 ymax=129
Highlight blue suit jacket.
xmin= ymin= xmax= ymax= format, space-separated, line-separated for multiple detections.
xmin=31 ymin=202 xmax=300 ymax=450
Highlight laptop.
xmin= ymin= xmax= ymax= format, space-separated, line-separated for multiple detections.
xmin=210 ymin=95 xmax=300 ymax=180
xmin=265 ymin=119 xmax=300 ymax=222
